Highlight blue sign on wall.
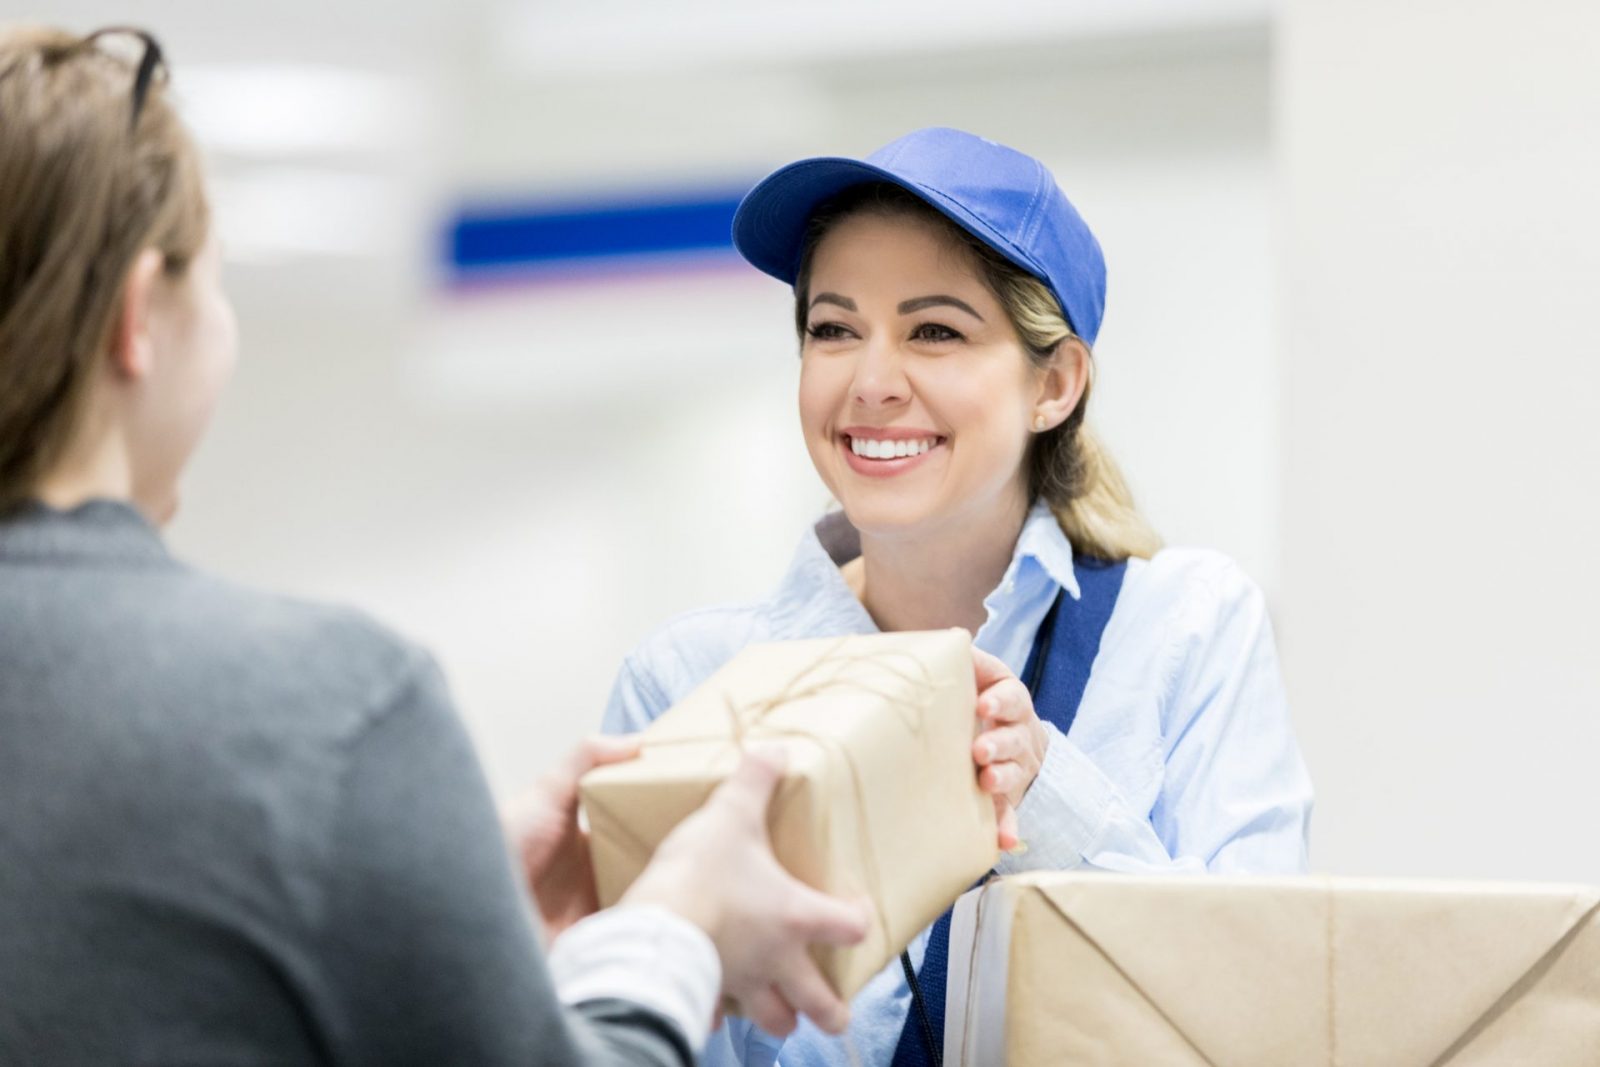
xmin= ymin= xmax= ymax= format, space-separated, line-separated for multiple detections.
xmin=446 ymin=188 xmax=749 ymax=279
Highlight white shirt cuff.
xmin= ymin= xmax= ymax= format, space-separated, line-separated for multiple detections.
xmin=547 ymin=904 xmax=721 ymax=1053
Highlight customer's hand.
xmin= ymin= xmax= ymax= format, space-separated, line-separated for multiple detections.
xmin=970 ymin=647 xmax=1048 ymax=852
xmin=502 ymin=734 xmax=642 ymax=940
xmin=620 ymin=746 xmax=873 ymax=1038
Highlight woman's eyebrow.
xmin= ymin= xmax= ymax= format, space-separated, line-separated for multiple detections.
xmin=809 ymin=292 xmax=857 ymax=312
xmin=898 ymin=295 xmax=984 ymax=321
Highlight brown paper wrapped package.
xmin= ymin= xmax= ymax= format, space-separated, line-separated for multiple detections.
xmin=943 ymin=872 xmax=1600 ymax=1066
xmin=579 ymin=629 xmax=999 ymax=999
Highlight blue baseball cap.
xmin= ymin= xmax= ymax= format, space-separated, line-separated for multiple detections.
xmin=731 ymin=126 xmax=1107 ymax=345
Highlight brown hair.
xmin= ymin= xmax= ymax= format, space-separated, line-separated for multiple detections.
xmin=793 ymin=182 xmax=1162 ymax=561
xmin=0 ymin=26 xmax=209 ymax=512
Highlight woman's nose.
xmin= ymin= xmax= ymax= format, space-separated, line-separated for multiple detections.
xmin=849 ymin=337 xmax=910 ymax=408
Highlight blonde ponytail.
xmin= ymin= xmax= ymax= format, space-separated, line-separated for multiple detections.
xmin=1048 ymin=420 xmax=1161 ymax=561
xmin=984 ymin=261 xmax=1162 ymax=561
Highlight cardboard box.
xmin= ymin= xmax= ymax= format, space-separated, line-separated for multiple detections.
xmin=944 ymin=872 xmax=1600 ymax=1065
xmin=581 ymin=629 xmax=998 ymax=999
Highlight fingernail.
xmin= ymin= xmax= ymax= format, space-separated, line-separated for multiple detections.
xmin=978 ymin=741 xmax=994 ymax=762
xmin=746 ymin=741 xmax=789 ymax=769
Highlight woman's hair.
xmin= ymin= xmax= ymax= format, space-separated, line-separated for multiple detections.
xmin=793 ymin=183 xmax=1162 ymax=561
xmin=0 ymin=26 xmax=208 ymax=513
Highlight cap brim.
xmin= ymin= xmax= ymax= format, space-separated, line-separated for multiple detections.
xmin=731 ymin=157 xmax=914 ymax=285
xmin=732 ymin=155 xmax=1058 ymax=304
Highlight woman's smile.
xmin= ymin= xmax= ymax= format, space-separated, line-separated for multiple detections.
xmin=839 ymin=427 xmax=948 ymax=477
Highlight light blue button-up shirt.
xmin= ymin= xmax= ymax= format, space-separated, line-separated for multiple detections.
xmin=603 ymin=502 xmax=1313 ymax=1067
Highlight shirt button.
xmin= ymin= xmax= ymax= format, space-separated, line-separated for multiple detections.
xmin=1003 ymin=579 xmax=1016 ymax=595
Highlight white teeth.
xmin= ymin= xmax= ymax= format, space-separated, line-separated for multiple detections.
xmin=849 ymin=436 xmax=937 ymax=459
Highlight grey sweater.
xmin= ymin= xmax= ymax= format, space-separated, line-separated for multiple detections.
xmin=0 ymin=500 xmax=690 ymax=1067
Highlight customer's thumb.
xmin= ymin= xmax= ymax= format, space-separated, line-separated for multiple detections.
xmin=712 ymin=744 xmax=789 ymax=818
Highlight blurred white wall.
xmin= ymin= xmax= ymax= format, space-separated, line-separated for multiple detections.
xmin=15 ymin=0 xmax=1599 ymax=883
xmin=88 ymin=9 xmax=1277 ymax=798
xmin=3 ymin=5 xmax=1305 ymax=833
xmin=1279 ymin=0 xmax=1600 ymax=881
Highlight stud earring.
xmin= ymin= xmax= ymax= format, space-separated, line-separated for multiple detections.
xmin=1033 ymin=414 xmax=1047 ymax=432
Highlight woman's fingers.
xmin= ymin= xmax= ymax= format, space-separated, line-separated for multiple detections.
xmin=979 ymin=760 xmax=1029 ymax=798
xmin=974 ymin=718 xmax=1046 ymax=807
xmin=973 ymin=723 xmax=1033 ymax=766
xmin=741 ymin=985 xmax=799 ymax=1038
xmin=533 ymin=734 xmax=643 ymax=818
xmin=626 ymin=742 xmax=872 ymax=1038
xmin=994 ymin=795 xmax=1020 ymax=851
xmin=976 ymin=675 xmax=1033 ymax=726
xmin=774 ymin=956 xmax=851 ymax=1035
xmin=971 ymin=645 xmax=1016 ymax=692
xmin=557 ymin=734 xmax=643 ymax=787
xmin=572 ymin=732 xmax=644 ymax=773
xmin=782 ymin=885 xmax=872 ymax=947
xmin=971 ymin=656 xmax=1051 ymax=808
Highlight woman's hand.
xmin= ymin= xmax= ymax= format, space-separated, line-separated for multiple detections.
xmin=971 ymin=647 xmax=1049 ymax=852
xmin=511 ymin=738 xmax=870 ymax=1037
xmin=501 ymin=734 xmax=642 ymax=940
xmin=622 ymin=746 xmax=872 ymax=1038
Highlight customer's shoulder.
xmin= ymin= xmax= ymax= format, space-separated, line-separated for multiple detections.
xmin=158 ymin=567 xmax=439 ymax=723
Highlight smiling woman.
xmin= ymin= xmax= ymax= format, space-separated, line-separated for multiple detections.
xmin=602 ymin=127 xmax=1313 ymax=1067
xmin=793 ymin=182 xmax=1159 ymax=570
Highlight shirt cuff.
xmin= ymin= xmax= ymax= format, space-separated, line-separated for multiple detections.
xmin=994 ymin=720 xmax=1114 ymax=876
xmin=548 ymin=904 xmax=721 ymax=1053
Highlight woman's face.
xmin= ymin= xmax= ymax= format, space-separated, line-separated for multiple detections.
xmin=798 ymin=211 xmax=1045 ymax=543
xmin=130 ymin=231 xmax=239 ymax=523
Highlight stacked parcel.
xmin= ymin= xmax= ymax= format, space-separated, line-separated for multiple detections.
xmin=943 ymin=872 xmax=1600 ymax=1066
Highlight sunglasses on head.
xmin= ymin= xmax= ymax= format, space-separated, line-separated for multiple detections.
xmin=75 ymin=27 xmax=166 ymax=132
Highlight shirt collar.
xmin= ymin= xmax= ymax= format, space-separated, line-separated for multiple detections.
xmin=0 ymin=498 xmax=172 ymax=566
xmin=1011 ymin=499 xmax=1081 ymax=601
xmin=768 ymin=501 xmax=1081 ymax=637
xmin=765 ymin=512 xmax=879 ymax=640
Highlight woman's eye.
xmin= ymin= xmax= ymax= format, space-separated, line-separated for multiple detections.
xmin=912 ymin=322 xmax=963 ymax=343
xmin=806 ymin=322 xmax=852 ymax=341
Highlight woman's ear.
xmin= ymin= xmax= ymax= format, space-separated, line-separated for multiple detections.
xmin=1030 ymin=336 xmax=1091 ymax=433
xmin=108 ymin=249 xmax=164 ymax=382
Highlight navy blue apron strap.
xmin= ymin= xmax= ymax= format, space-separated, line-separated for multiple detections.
xmin=1026 ymin=557 xmax=1127 ymax=737
xmin=890 ymin=557 xmax=1127 ymax=1067
xmin=1020 ymin=587 xmax=1062 ymax=695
